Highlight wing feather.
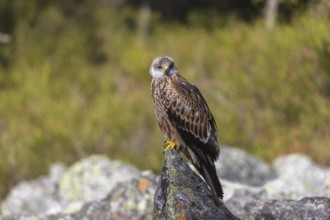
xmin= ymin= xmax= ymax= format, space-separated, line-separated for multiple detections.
xmin=167 ymin=75 xmax=218 ymax=145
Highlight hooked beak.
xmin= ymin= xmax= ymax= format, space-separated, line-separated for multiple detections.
xmin=162 ymin=65 xmax=169 ymax=73
xmin=164 ymin=65 xmax=177 ymax=78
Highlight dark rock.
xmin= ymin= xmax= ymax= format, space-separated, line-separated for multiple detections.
xmin=244 ymin=197 xmax=330 ymax=220
xmin=216 ymin=147 xmax=276 ymax=186
xmin=154 ymin=149 xmax=239 ymax=220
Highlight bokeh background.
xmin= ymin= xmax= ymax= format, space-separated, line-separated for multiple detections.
xmin=0 ymin=0 xmax=329 ymax=200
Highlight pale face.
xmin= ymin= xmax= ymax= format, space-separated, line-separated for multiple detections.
xmin=150 ymin=56 xmax=177 ymax=78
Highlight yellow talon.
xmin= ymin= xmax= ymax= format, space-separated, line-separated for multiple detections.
xmin=163 ymin=140 xmax=176 ymax=153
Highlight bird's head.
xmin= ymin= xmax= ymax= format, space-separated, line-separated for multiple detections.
xmin=150 ymin=56 xmax=177 ymax=78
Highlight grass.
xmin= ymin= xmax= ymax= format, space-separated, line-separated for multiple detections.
xmin=0 ymin=6 xmax=329 ymax=200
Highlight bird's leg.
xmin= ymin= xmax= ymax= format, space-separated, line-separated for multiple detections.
xmin=163 ymin=140 xmax=176 ymax=153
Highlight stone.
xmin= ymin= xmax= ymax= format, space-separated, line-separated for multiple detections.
xmin=1 ymin=147 xmax=330 ymax=220
xmin=154 ymin=149 xmax=240 ymax=220
xmin=0 ymin=172 xmax=156 ymax=220
xmin=1 ymin=155 xmax=156 ymax=220
xmin=69 ymin=173 xmax=156 ymax=220
xmin=58 ymin=155 xmax=142 ymax=213
xmin=266 ymin=154 xmax=330 ymax=199
xmin=103 ymin=172 xmax=156 ymax=219
xmin=216 ymin=146 xmax=276 ymax=187
xmin=223 ymin=152 xmax=330 ymax=218
xmin=244 ymin=197 xmax=330 ymax=220
xmin=0 ymin=163 xmax=66 ymax=216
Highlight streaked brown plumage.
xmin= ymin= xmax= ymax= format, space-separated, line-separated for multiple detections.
xmin=150 ymin=56 xmax=223 ymax=199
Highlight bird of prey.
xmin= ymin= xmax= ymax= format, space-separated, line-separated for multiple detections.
xmin=150 ymin=56 xmax=223 ymax=199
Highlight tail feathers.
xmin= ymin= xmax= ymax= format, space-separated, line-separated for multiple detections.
xmin=201 ymin=161 xmax=223 ymax=199
xmin=183 ymin=142 xmax=223 ymax=199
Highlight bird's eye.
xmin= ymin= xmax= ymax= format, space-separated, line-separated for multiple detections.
xmin=157 ymin=65 xmax=162 ymax=69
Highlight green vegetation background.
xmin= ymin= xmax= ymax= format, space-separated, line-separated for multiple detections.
xmin=0 ymin=1 xmax=330 ymax=199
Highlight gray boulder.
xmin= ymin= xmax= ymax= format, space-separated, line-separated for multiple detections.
xmin=1 ymin=147 xmax=329 ymax=220
xmin=0 ymin=173 xmax=156 ymax=220
xmin=69 ymin=173 xmax=156 ymax=220
xmin=58 ymin=155 xmax=143 ymax=212
xmin=0 ymin=163 xmax=66 ymax=216
xmin=224 ymin=152 xmax=330 ymax=219
xmin=267 ymin=153 xmax=330 ymax=199
xmin=244 ymin=197 xmax=330 ymax=220
xmin=1 ymin=155 xmax=156 ymax=219
xmin=216 ymin=146 xmax=276 ymax=186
